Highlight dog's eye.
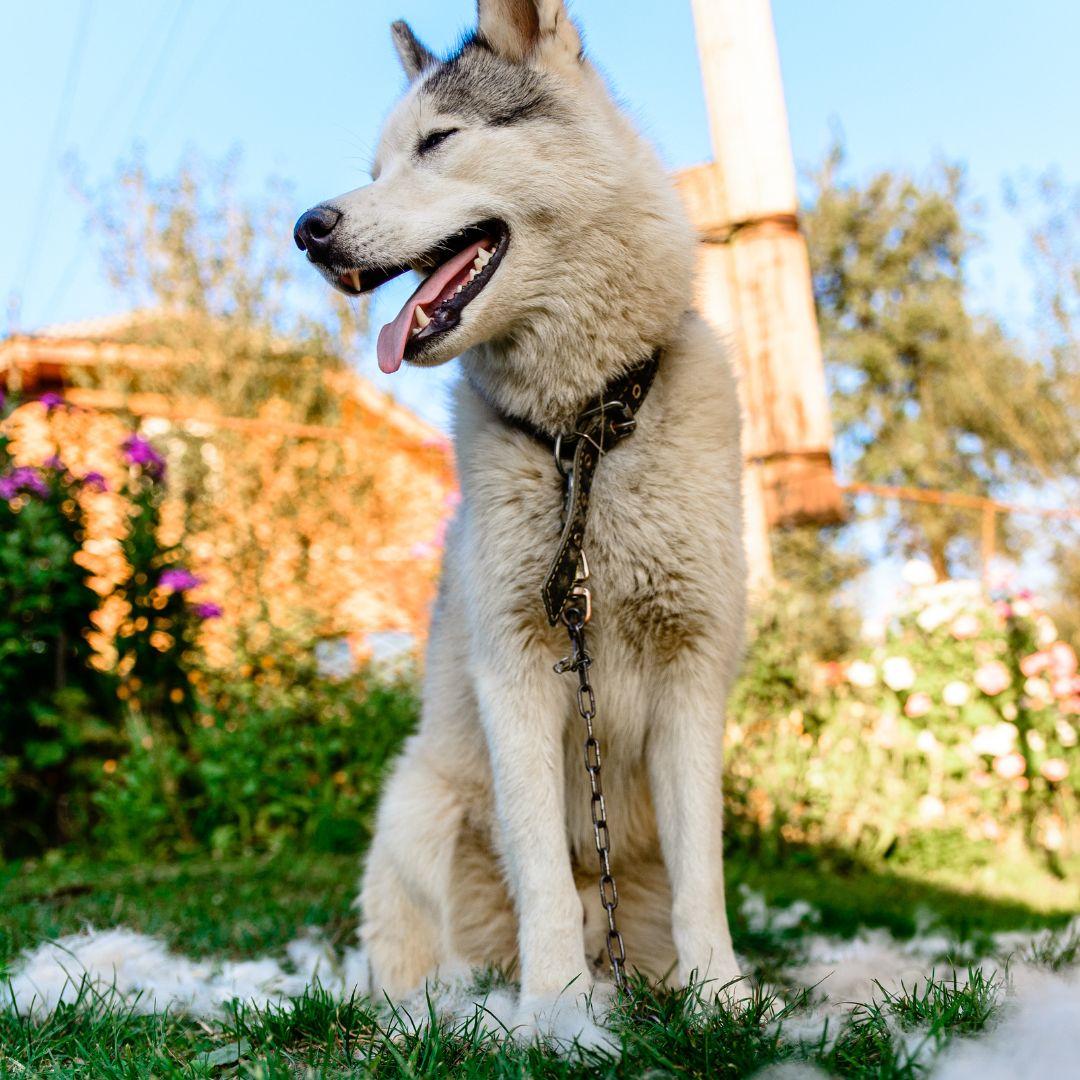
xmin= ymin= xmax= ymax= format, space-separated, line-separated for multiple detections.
xmin=417 ymin=128 xmax=459 ymax=156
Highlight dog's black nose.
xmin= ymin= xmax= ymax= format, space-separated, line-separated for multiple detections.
xmin=293 ymin=206 xmax=342 ymax=258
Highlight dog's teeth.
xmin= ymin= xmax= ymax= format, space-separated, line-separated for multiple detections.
xmin=467 ymin=269 xmax=479 ymax=282
xmin=473 ymin=257 xmax=484 ymax=272
xmin=414 ymin=307 xmax=431 ymax=329
xmin=410 ymin=327 xmax=421 ymax=337
xmin=476 ymin=247 xmax=492 ymax=266
xmin=349 ymin=270 xmax=361 ymax=290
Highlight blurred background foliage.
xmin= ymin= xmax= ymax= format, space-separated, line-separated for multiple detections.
xmin=1 ymin=149 xmax=1078 ymax=916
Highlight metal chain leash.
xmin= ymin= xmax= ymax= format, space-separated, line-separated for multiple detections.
xmin=554 ymin=555 xmax=627 ymax=990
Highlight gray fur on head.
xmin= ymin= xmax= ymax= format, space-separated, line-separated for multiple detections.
xmin=391 ymin=20 xmax=438 ymax=80
xmin=316 ymin=0 xmax=691 ymax=429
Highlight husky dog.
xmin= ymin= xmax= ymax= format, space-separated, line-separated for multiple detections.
xmin=295 ymin=0 xmax=746 ymax=1033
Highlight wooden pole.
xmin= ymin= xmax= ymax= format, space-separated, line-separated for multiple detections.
xmin=678 ymin=0 xmax=843 ymax=586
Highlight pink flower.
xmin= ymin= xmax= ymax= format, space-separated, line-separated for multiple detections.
xmin=0 ymin=466 xmax=49 ymax=500
xmin=950 ymin=614 xmax=980 ymax=640
xmin=159 ymin=568 xmax=202 ymax=593
xmin=39 ymin=392 xmax=65 ymax=412
xmin=902 ymin=559 xmax=937 ymax=586
xmin=1020 ymin=652 xmax=1050 ymax=678
xmin=817 ymin=661 xmax=846 ymax=689
xmin=916 ymin=729 xmax=939 ymax=753
xmin=1056 ymin=720 xmax=1078 ymax=747
xmin=1051 ymin=677 xmax=1077 ymax=700
xmin=882 ymin=656 xmax=916 ymax=692
xmin=905 ymin=692 xmax=933 ymax=719
xmin=123 ymin=435 xmax=166 ymax=479
xmin=846 ymin=660 xmax=877 ymax=689
xmin=974 ymin=660 xmax=1010 ymax=697
xmin=1049 ymin=642 xmax=1078 ymax=678
xmin=191 ymin=602 xmax=223 ymax=620
xmin=1041 ymin=817 xmax=1064 ymax=851
xmin=993 ymin=752 xmax=1026 ymax=780
xmin=1041 ymin=758 xmax=1069 ymax=783
xmin=972 ymin=722 xmax=1018 ymax=757
xmin=943 ymin=680 xmax=971 ymax=707
xmin=80 ymin=471 xmax=108 ymax=492
xmin=1024 ymin=677 xmax=1052 ymax=706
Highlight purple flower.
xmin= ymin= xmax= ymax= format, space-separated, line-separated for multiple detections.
xmin=191 ymin=601 xmax=223 ymax=620
xmin=159 ymin=568 xmax=202 ymax=593
xmin=0 ymin=466 xmax=50 ymax=500
xmin=122 ymin=435 xmax=166 ymax=479
xmin=43 ymin=454 xmax=66 ymax=472
xmin=80 ymin=471 xmax=108 ymax=492
xmin=39 ymin=392 xmax=65 ymax=412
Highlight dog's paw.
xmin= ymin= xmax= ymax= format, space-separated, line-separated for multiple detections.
xmin=511 ymin=985 xmax=618 ymax=1054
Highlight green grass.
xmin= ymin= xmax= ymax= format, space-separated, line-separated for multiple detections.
xmin=1 ymin=849 xmax=1076 ymax=1078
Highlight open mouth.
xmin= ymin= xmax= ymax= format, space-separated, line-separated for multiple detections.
xmin=334 ymin=220 xmax=509 ymax=374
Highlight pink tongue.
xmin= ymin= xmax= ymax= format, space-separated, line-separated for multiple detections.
xmin=376 ymin=241 xmax=487 ymax=374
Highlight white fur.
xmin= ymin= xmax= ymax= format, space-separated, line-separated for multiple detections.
xmin=933 ymin=964 xmax=1080 ymax=1080
xmin=8 ymin=906 xmax=1080 ymax=1074
xmin=3 ymin=928 xmax=610 ymax=1048
xmin=312 ymin=1 xmax=747 ymax=1032
xmin=6 ymin=927 xmax=346 ymax=1018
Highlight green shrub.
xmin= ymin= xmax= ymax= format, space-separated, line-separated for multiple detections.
xmin=93 ymin=633 xmax=418 ymax=857
xmin=727 ymin=568 xmax=1080 ymax=872
xmin=0 ymin=400 xmax=122 ymax=854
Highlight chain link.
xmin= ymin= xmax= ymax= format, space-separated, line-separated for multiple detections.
xmin=554 ymin=573 xmax=627 ymax=990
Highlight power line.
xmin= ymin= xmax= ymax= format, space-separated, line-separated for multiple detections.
xmin=147 ymin=2 xmax=237 ymax=134
xmin=35 ymin=1 xmax=195 ymax=327
xmin=126 ymin=0 xmax=192 ymax=138
xmin=15 ymin=0 xmax=94 ymax=329
xmin=82 ymin=5 xmax=176 ymax=150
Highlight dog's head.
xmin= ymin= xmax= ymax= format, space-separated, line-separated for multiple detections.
xmin=295 ymin=0 xmax=694 ymax=384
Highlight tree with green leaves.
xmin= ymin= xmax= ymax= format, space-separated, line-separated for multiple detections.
xmin=1018 ymin=172 xmax=1080 ymax=638
xmin=66 ymin=152 xmax=377 ymax=649
xmin=802 ymin=146 xmax=1071 ymax=579
xmin=74 ymin=149 xmax=366 ymax=423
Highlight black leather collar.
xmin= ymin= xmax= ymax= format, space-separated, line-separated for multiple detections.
xmin=471 ymin=349 xmax=662 ymax=623
xmin=475 ymin=349 xmax=661 ymax=454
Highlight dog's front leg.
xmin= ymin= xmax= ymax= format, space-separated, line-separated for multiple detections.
xmin=474 ymin=662 xmax=590 ymax=1003
xmin=648 ymin=670 xmax=742 ymax=993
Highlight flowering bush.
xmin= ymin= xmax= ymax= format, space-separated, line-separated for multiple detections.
xmin=0 ymin=412 xmax=121 ymax=853
xmin=0 ymin=395 xmax=219 ymax=855
xmin=727 ymin=565 xmax=1080 ymax=873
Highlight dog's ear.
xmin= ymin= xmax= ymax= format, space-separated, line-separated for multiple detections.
xmin=476 ymin=0 xmax=581 ymax=64
xmin=391 ymin=20 xmax=438 ymax=80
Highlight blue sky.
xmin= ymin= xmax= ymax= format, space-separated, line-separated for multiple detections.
xmin=4 ymin=0 xmax=1080 ymax=434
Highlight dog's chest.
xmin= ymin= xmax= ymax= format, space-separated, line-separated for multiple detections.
xmin=476 ymin=436 xmax=719 ymax=665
